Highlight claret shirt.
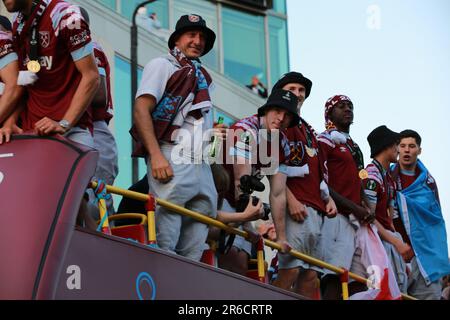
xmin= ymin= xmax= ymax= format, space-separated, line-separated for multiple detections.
xmin=285 ymin=119 xmax=326 ymax=213
xmin=12 ymin=0 xmax=94 ymax=131
xmin=363 ymin=160 xmax=396 ymax=231
xmin=224 ymin=114 xmax=290 ymax=208
xmin=318 ymin=130 xmax=362 ymax=216
xmin=92 ymin=41 xmax=113 ymax=123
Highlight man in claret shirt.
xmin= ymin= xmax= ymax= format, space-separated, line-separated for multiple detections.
xmin=2 ymin=0 xmax=99 ymax=147
xmin=359 ymin=125 xmax=411 ymax=293
xmin=391 ymin=130 xmax=450 ymax=299
xmin=270 ymin=72 xmax=337 ymax=299
xmin=0 ymin=15 xmax=21 ymax=127
xmin=317 ymin=94 xmax=374 ymax=300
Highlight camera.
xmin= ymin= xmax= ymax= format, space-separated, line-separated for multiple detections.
xmin=235 ymin=175 xmax=271 ymax=220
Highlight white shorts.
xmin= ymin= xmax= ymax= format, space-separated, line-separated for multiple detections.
xmin=278 ymin=205 xmax=325 ymax=272
xmin=321 ymin=214 xmax=357 ymax=275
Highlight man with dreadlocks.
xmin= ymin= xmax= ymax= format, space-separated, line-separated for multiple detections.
xmin=317 ymin=95 xmax=374 ymax=299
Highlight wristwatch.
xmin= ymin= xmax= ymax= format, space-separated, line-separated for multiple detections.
xmin=58 ymin=119 xmax=71 ymax=132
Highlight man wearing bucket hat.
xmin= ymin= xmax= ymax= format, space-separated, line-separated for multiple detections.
xmin=351 ymin=125 xmax=411 ymax=293
xmin=223 ymin=88 xmax=300 ymax=259
xmin=271 ymin=72 xmax=338 ymax=299
xmin=132 ymin=14 xmax=221 ymax=261
xmin=317 ymin=94 xmax=374 ymax=299
xmin=215 ymin=89 xmax=297 ymax=276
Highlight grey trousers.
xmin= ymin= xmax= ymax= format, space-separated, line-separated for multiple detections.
xmin=147 ymin=145 xmax=217 ymax=261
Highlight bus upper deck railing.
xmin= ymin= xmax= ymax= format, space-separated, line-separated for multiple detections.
xmin=90 ymin=181 xmax=417 ymax=300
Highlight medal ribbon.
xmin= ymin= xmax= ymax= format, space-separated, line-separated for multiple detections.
xmin=372 ymin=159 xmax=390 ymax=195
xmin=15 ymin=0 xmax=48 ymax=63
xmin=345 ymin=137 xmax=365 ymax=171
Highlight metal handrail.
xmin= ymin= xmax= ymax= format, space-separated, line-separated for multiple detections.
xmin=90 ymin=181 xmax=417 ymax=300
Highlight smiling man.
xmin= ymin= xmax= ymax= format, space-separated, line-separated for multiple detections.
xmin=391 ymin=130 xmax=450 ymax=299
xmin=131 ymin=14 xmax=219 ymax=261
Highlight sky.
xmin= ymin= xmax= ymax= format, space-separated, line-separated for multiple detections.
xmin=286 ymin=0 xmax=450 ymax=254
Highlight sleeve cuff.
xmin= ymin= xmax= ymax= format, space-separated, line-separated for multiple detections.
xmin=71 ymin=42 xmax=94 ymax=61
xmin=229 ymin=147 xmax=251 ymax=160
xmin=0 ymin=52 xmax=18 ymax=70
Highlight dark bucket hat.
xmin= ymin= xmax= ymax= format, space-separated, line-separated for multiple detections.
xmin=258 ymin=89 xmax=300 ymax=128
xmin=367 ymin=125 xmax=400 ymax=158
xmin=168 ymin=14 xmax=216 ymax=56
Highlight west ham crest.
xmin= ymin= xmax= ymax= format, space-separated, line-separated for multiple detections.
xmin=39 ymin=31 xmax=50 ymax=48
xmin=289 ymin=141 xmax=304 ymax=166
xmin=188 ymin=15 xmax=200 ymax=23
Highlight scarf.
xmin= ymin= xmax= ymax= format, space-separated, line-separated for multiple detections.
xmin=130 ymin=47 xmax=213 ymax=157
xmin=300 ymin=117 xmax=327 ymax=183
xmin=12 ymin=0 xmax=55 ymax=62
xmin=349 ymin=224 xmax=402 ymax=300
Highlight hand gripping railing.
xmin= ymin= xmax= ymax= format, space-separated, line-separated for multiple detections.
xmin=89 ymin=181 xmax=417 ymax=300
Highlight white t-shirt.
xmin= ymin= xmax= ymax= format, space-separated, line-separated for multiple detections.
xmin=136 ymin=55 xmax=214 ymax=160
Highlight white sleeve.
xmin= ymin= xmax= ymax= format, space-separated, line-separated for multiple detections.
xmin=320 ymin=180 xmax=330 ymax=201
xmin=135 ymin=57 xmax=174 ymax=102
xmin=285 ymin=164 xmax=309 ymax=177
xmin=208 ymin=81 xmax=216 ymax=94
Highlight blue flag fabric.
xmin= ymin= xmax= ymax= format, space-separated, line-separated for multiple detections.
xmin=395 ymin=160 xmax=450 ymax=284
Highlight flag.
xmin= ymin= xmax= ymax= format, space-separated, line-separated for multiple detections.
xmin=349 ymin=224 xmax=402 ymax=300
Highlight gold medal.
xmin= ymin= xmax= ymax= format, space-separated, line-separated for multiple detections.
xmin=359 ymin=169 xmax=369 ymax=180
xmin=306 ymin=146 xmax=315 ymax=157
xmin=27 ymin=60 xmax=41 ymax=73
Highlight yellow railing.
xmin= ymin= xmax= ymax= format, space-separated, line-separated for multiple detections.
xmin=90 ymin=181 xmax=417 ymax=300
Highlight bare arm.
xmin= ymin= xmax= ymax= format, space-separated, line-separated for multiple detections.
xmin=366 ymin=199 xmax=414 ymax=262
xmin=0 ymin=60 xmax=22 ymax=124
xmin=66 ymin=54 xmax=100 ymax=124
xmin=286 ymin=186 xmax=308 ymax=222
xmin=217 ymin=198 xmax=262 ymax=224
xmin=35 ymin=54 xmax=99 ymax=135
xmin=133 ymin=94 xmax=173 ymax=182
xmin=329 ymin=187 xmax=371 ymax=221
xmin=0 ymin=103 xmax=24 ymax=144
xmin=374 ymin=219 xmax=413 ymax=262
xmin=269 ymin=172 xmax=291 ymax=253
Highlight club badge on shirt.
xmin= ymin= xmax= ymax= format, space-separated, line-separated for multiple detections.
xmin=366 ymin=179 xmax=377 ymax=191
